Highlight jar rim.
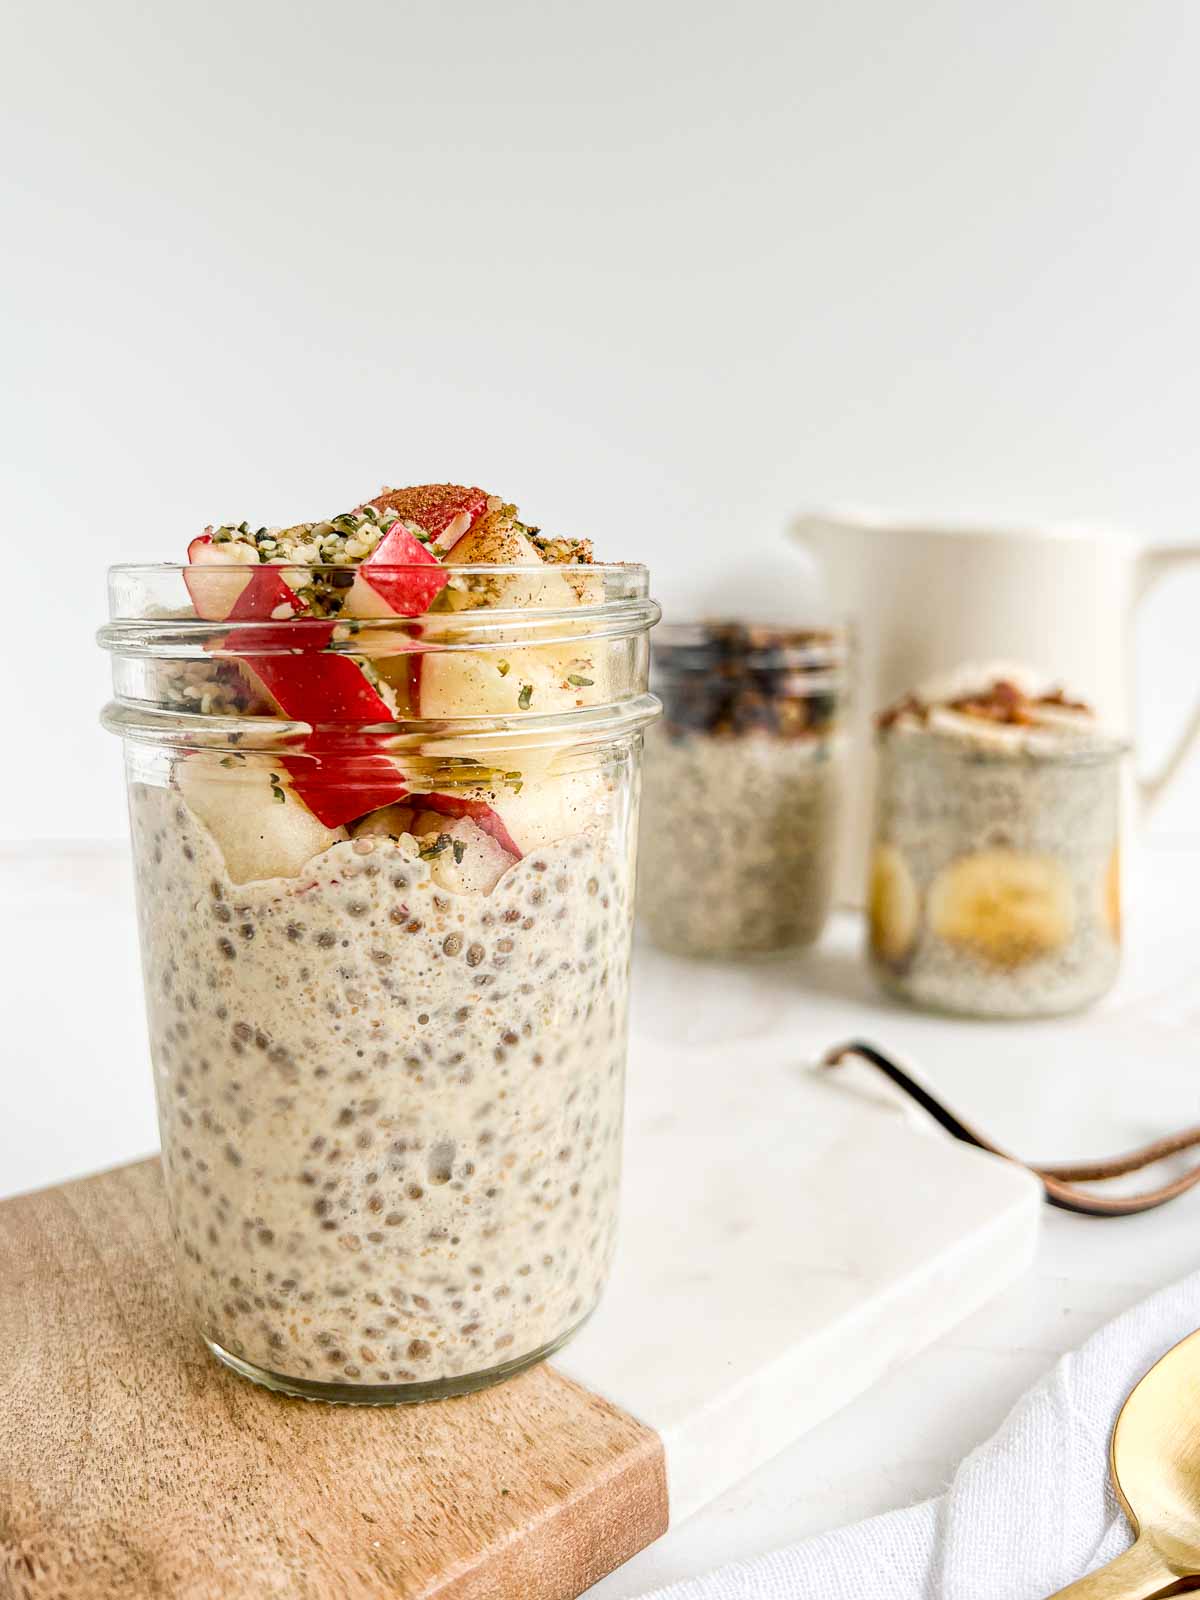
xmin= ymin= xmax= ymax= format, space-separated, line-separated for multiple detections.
xmin=876 ymin=722 xmax=1129 ymax=764
xmin=100 ymin=694 xmax=663 ymax=752
xmin=653 ymin=618 xmax=847 ymax=641
xmin=102 ymin=563 xmax=658 ymax=656
xmin=100 ymin=556 xmax=661 ymax=748
xmin=107 ymin=559 xmax=649 ymax=579
xmin=651 ymin=619 xmax=849 ymax=682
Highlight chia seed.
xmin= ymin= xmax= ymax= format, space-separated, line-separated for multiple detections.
xmin=130 ymin=781 xmax=630 ymax=1395
xmin=869 ymin=713 xmax=1122 ymax=1017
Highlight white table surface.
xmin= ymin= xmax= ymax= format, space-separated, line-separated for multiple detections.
xmin=4 ymin=834 xmax=1200 ymax=1596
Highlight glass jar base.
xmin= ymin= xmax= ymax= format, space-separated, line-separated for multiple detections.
xmin=644 ymin=926 xmax=828 ymax=960
xmin=871 ymin=965 xmax=1118 ymax=1021
xmin=205 ymin=1314 xmax=590 ymax=1405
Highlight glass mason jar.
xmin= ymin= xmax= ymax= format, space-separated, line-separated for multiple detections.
xmin=867 ymin=722 xmax=1124 ymax=1017
xmin=638 ymin=622 xmax=848 ymax=956
xmin=100 ymin=561 xmax=659 ymax=1402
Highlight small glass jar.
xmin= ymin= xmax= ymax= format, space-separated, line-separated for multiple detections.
xmin=100 ymin=560 xmax=658 ymax=1402
xmin=638 ymin=622 xmax=848 ymax=956
xmin=867 ymin=720 xmax=1124 ymax=1017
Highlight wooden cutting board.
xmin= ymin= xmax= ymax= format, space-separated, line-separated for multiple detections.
xmin=0 ymin=909 xmax=1042 ymax=1600
xmin=0 ymin=1159 xmax=667 ymax=1600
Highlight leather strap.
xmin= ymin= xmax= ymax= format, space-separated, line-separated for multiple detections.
xmin=823 ymin=1040 xmax=1200 ymax=1218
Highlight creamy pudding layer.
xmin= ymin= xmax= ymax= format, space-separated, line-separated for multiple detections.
xmin=133 ymin=781 xmax=631 ymax=1388
xmin=638 ymin=623 xmax=845 ymax=958
xmin=640 ymin=733 xmax=841 ymax=956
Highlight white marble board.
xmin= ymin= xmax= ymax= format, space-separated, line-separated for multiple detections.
xmin=1 ymin=846 xmax=1042 ymax=1549
xmin=562 ymin=971 xmax=1041 ymax=1525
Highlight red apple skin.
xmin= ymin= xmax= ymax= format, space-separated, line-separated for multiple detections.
xmin=231 ymin=622 xmax=394 ymax=723
xmin=349 ymin=524 xmax=448 ymax=617
xmin=368 ymin=485 xmax=489 ymax=550
xmin=219 ymin=618 xmax=408 ymax=827
xmin=183 ymin=514 xmax=514 ymax=830
xmin=408 ymin=791 xmax=523 ymax=858
xmin=284 ymin=769 xmax=526 ymax=839
xmin=283 ymin=743 xmax=409 ymax=829
xmin=227 ymin=572 xmax=304 ymax=621
xmin=285 ymin=775 xmax=521 ymax=845
xmin=185 ymin=534 xmax=303 ymax=623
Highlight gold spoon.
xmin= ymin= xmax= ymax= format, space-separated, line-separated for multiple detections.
xmin=1047 ymin=1327 xmax=1200 ymax=1596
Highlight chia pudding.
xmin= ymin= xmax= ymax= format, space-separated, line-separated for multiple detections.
xmin=867 ymin=666 xmax=1123 ymax=1018
xmin=102 ymin=482 xmax=659 ymax=1401
xmin=639 ymin=623 xmax=847 ymax=956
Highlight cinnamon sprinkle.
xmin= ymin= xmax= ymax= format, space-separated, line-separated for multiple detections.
xmin=368 ymin=483 xmax=490 ymax=530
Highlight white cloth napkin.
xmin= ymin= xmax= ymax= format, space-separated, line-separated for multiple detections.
xmin=639 ymin=1268 xmax=1200 ymax=1599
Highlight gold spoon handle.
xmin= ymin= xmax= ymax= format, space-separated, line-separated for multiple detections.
xmin=1045 ymin=1537 xmax=1186 ymax=1598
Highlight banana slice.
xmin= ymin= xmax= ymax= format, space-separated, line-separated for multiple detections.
xmin=928 ymin=848 xmax=1074 ymax=967
xmin=868 ymin=844 xmax=920 ymax=965
xmin=1104 ymin=846 xmax=1122 ymax=941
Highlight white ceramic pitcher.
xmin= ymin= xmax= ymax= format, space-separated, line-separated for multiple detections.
xmin=790 ymin=510 xmax=1200 ymax=904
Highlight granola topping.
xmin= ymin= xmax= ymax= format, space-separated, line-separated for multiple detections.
xmin=639 ymin=621 xmax=847 ymax=956
xmin=654 ymin=623 xmax=843 ymax=742
xmin=876 ymin=663 xmax=1106 ymax=753
xmin=879 ymin=679 xmax=1092 ymax=731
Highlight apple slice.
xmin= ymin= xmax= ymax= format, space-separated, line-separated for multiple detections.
xmin=284 ymin=759 xmax=409 ymax=830
xmin=228 ymin=621 xmax=393 ymax=724
xmin=214 ymin=619 xmax=409 ymax=828
xmin=399 ymin=789 xmax=523 ymax=858
xmin=404 ymin=768 xmax=606 ymax=857
xmin=444 ymin=507 xmax=539 ymax=568
xmin=350 ymin=807 xmax=517 ymax=895
xmin=369 ymin=631 xmax=423 ymax=715
xmin=408 ymin=811 xmax=518 ymax=894
xmin=484 ymin=767 xmax=606 ymax=855
xmin=207 ymin=612 xmax=408 ymax=827
xmin=424 ymin=817 xmax=516 ymax=895
xmin=281 ymin=737 xmax=409 ymax=830
xmin=434 ymin=506 xmax=578 ymax=613
xmin=418 ymin=640 xmax=608 ymax=722
xmin=344 ymin=523 xmax=449 ymax=619
xmin=368 ymin=484 xmax=490 ymax=556
xmin=177 ymin=753 xmax=347 ymax=883
xmin=188 ymin=533 xmax=393 ymax=733
xmin=185 ymin=533 xmax=303 ymax=623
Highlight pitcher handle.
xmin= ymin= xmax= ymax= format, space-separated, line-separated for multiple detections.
xmin=1136 ymin=544 xmax=1200 ymax=812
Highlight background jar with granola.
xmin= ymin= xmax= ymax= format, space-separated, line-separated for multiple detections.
xmin=638 ymin=622 xmax=849 ymax=957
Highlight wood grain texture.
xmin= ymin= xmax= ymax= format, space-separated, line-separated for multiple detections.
xmin=0 ymin=1161 xmax=667 ymax=1600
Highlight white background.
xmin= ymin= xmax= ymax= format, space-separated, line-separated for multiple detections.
xmin=4 ymin=11 xmax=1200 ymax=1587
xmin=3 ymin=0 xmax=1200 ymax=841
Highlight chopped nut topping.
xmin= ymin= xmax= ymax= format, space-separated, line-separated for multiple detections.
xmin=655 ymin=623 xmax=843 ymax=742
xmin=877 ymin=679 xmax=1093 ymax=731
xmin=529 ymin=533 xmax=594 ymax=565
